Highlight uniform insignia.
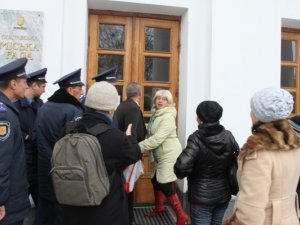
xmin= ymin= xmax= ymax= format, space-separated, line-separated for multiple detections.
xmin=0 ymin=121 xmax=10 ymax=141
xmin=74 ymin=116 xmax=82 ymax=121
xmin=0 ymin=103 xmax=7 ymax=112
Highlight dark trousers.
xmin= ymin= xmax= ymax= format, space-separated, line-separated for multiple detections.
xmin=63 ymin=205 xmax=103 ymax=225
xmin=29 ymin=183 xmax=39 ymax=207
xmin=7 ymin=221 xmax=23 ymax=225
xmin=190 ymin=202 xmax=229 ymax=225
xmin=128 ymin=190 xmax=134 ymax=224
xmin=151 ymin=174 xmax=176 ymax=197
xmin=27 ymin=162 xmax=39 ymax=206
xmin=34 ymin=197 xmax=63 ymax=225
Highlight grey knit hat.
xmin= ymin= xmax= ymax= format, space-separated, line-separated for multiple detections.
xmin=85 ymin=81 xmax=118 ymax=111
xmin=250 ymin=87 xmax=293 ymax=122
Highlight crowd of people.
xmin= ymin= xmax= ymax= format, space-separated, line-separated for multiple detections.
xmin=0 ymin=57 xmax=299 ymax=225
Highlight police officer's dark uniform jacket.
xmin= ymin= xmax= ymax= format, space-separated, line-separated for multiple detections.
xmin=13 ymin=68 xmax=47 ymax=189
xmin=14 ymin=98 xmax=43 ymax=166
xmin=36 ymin=88 xmax=83 ymax=201
xmin=0 ymin=58 xmax=30 ymax=225
xmin=174 ymin=122 xmax=239 ymax=206
xmin=0 ymin=93 xmax=30 ymax=225
xmin=14 ymin=97 xmax=43 ymax=195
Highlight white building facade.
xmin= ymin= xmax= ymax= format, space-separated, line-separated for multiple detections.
xmin=1 ymin=0 xmax=300 ymax=194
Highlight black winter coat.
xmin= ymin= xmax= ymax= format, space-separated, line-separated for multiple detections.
xmin=115 ymin=98 xmax=146 ymax=143
xmin=14 ymin=97 xmax=43 ymax=185
xmin=0 ymin=92 xmax=30 ymax=225
xmin=35 ymin=89 xmax=83 ymax=201
xmin=62 ymin=111 xmax=142 ymax=225
xmin=174 ymin=122 xmax=239 ymax=206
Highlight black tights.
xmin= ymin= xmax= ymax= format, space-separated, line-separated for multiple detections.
xmin=151 ymin=173 xmax=176 ymax=197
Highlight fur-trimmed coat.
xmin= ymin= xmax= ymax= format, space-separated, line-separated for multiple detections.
xmin=223 ymin=120 xmax=300 ymax=225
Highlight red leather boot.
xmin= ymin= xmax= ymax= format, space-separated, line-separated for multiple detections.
xmin=145 ymin=190 xmax=166 ymax=217
xmin=167 ymin=194 xmax=189 ymax=225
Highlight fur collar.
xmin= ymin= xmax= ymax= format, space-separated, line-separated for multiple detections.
xmin=239 ymin=119 xmax=300 ymax=160
xmin=48 ymin=88 xmax=83 ymax=109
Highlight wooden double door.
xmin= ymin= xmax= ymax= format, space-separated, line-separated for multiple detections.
xmin=87 ymin=12 xmax=180 ymax=203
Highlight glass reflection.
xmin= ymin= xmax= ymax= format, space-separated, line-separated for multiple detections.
xmin=281 ymin=66 xmax=296 ymax=87
xmin=99 ymin=24 xmax=125 ymax=49
xmin=145 ymin=27 xmax=170 ymax=52
xmin=144 ymin=57 xmax=169 ymax=82
xmin=281 ymin=40 xmax=296 ymax=62
xmin=98 ymin=54 xmax=124 ymax=80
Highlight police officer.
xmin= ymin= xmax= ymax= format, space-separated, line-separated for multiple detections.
xmin=0 ymin=58 xmax=31 ymax=225
xmin=34 ymin=69 xmax=84 ymax=225
xmin=91 ymin=66 xmax=118 ymax=83
xmin=91 ymin=66 xmax=120 ymax=128
xmin=79 ymin=66 xmax=118 ymax=105
xmin=13 ymin=68 xmax=47 ymax=207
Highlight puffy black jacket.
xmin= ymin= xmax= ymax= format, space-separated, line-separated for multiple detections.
xmin=174 ymin=122 xmax=239 ymax=206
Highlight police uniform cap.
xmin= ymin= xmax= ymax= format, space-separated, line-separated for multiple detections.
xmin=27 ymin=68 xmax=47 ymax=83
xmin=0 ymin=58 xmax=28 ymax=81
xmin=92 ymin=66 xmax=117 ymax=83
xmin=53 ymin=68 xmax=84 ymax=88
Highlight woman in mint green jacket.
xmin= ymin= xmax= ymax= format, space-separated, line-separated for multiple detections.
xmin=139 ymin=90 xmax=188 ymax=225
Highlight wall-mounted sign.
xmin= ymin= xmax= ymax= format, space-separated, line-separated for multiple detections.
xmin=0 ymin=9 xmax=44 ymax=72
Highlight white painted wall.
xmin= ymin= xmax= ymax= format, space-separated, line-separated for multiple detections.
xmin=280 ymin=0 xmax=300 ymax=21
xmin=280 ymin=0 xmax=300 ymax=29
xmin=210 ymin=0 xmax=282 ymax=145
xmin=1 ymin=0 xmax=88 ymax=100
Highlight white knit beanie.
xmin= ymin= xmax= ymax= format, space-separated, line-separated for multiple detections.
xmin=85 ymin=81 xmax=118 ymax=111
xmin=250 ymin=87 xmax=294 ymax=123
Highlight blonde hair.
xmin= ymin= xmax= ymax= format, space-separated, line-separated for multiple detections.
xmin=152 ymin=89 xmax=175 ymax=109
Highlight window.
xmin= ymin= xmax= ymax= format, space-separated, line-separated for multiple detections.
xmin=281 ymin=30 xmax=300 ymax=115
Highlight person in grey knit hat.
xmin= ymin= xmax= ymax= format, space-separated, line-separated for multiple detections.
xmin=62 ymin=81 xmax=142 ymax=225
xmin=224 ymin=87 xmax=300 ymax=225
xmin=85 ymin=81 xmax=119 ymax=111
xmin=250 ymin=87 xmax=293 ymax=123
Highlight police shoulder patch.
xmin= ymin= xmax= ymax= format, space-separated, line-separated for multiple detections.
xmin=0 ymin=121 xmax=10 ymax=141
xmin=0 ymin=103 xmax=7 ymax=112
xmin=74 ymin=116 xmax=82 ymax=121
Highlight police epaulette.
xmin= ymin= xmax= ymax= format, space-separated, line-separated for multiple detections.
xmin=0 ymin=102 xmax=7 ymax=112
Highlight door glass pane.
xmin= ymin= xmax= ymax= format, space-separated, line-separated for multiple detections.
xmin=143 ymin=86 xmax=169 ymax=111
xmin=145 ymin=27 xmax=170 ymax=52
xmin=144 ymin=57 xmax=169 ymax=82
xmin=99 ymin=24 xmax=125 ymax=49
xmin=98 ymin=54 xmax=124 ymax=80
xmin=281 ymin=40 xmax=296 ymax=62
xmin=281 ymin=66 xmax=296 ymax=87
